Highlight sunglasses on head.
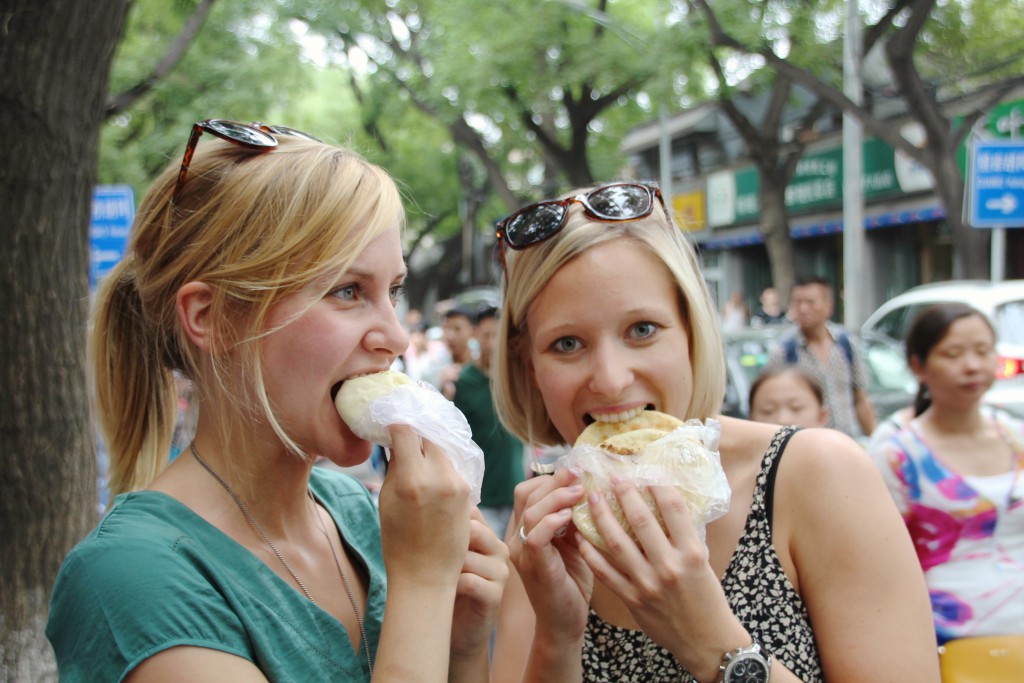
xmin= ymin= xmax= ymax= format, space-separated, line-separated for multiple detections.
xmin=495 ymin=182 xmax=666 ymax=275
xmin=173 ymin=119 xmax=322 ymax=199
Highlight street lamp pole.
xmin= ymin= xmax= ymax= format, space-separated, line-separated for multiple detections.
xmin=659 ymin=102 xmax=672 ymax=210
xmin=842 ymin=0 xmax=866 ymax=328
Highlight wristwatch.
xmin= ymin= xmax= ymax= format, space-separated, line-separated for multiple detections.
xmin=717 ymin=641 xmax=772 ymax=683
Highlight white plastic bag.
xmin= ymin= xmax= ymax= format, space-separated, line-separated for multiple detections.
xmin=560 ymin=418 xmax=730 ymax=543
xmin=368 ymin=382 xmax=485 ymax=505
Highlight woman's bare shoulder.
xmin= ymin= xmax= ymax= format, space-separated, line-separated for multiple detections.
xmin=769 ymin=427 xmax=896 ymax=539
xmin=716 ymin=417 xmax=876 ymax=487
xmin=781 ymin=427 xmax=875 ymax=478
xmin=714 ymin=414 xmax=780 ymax=459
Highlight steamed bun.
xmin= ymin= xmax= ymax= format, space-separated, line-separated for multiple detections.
xmin=335 ymin=370 xmax=416 ymax=443
xmin=570 ymin=411 xmax=726 ymax=550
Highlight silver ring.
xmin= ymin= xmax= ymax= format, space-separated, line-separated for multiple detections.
xmin=530 ymin=461 xmax=556 ymax=475
xmin=519 ymin=525 xmax=528 ymax=544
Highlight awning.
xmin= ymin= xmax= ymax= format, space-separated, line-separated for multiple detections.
xmin=698 ymin=201 xmax=946 ymax=250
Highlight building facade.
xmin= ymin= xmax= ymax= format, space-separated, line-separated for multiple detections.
xmin=621 ymin=93 xmax=1024 ymax=319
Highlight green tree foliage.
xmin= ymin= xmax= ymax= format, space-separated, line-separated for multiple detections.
xmin=98 ymin=0 xmax=722 ymax=297
xmin=99 ymin=0 xmax=311 ymax=193
xmin=291 ymin=0 xmax=684 ymax=200
xmin=912 ymin=0 xmax=1024 ymax=93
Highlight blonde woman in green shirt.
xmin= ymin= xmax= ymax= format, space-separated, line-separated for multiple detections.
xmin=47 ymin=120 xmax=507 ymax=683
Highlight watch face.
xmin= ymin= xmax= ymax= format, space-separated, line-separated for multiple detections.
xmin=725 ymin=652 xmax=770 ymax=683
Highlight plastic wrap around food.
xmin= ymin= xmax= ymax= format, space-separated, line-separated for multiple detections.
xmin=563 ymin=418 xmax=730 ymax=548
xmin=336 ymin=372 xmax=485 ymax=505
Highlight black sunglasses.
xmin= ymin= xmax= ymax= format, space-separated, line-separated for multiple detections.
xmin=173 ymin=119 xmax=322 ymax=199
xmin=495 ymin=182 xmax=667 ymax=275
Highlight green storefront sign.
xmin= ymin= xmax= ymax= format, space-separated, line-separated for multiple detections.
xmin=956 ymin=98 xmax=1024 ymax=172
xmin=711 ymin=98 xmax=1023 ymax=229
xmin=732 ymin=139 xmax=905 ymax=224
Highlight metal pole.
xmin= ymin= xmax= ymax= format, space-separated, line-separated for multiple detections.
xmin=991 ymin=227 xmax=1006 ymax=281
xmin=659 ymin=102 xmax=673 ymax=212
xmin=842 ymin=0 xmax=866 ymax=328
xmin=991 ymin=124 xmax=1017 ymax=281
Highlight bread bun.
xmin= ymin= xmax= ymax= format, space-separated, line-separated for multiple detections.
xmin=573 ymin=410 xmax=684 ymax=447
xmin=335 ymin=370 xmax=415 ymax=443
xmin=571 ymin=410 xmax=714 ymax=549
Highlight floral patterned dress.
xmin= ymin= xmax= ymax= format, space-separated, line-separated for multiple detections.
xmin=581 ymin=427 xmax=823 ymax=682
xmin=871 ymin=412 xmax=1024 ymax=643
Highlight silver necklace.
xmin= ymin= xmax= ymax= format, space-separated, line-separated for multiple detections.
xmin=190 ymin=444 xmax=373 ymax=676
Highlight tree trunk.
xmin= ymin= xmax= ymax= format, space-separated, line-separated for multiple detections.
xmin=0 ymin=1 xmax=130 ymax=680
xmin=930 ymin=146 xmax=990 ymax=279
xmin=759 ymin=177 xmax=798 ymax=303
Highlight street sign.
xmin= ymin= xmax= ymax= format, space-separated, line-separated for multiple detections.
xmin=90 ymin=184 xmax=135 ymax=288
xmin=967 ymin=140 xmax=1024 ymax=228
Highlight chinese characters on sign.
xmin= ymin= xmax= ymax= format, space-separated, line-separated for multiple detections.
xmin=968 ymin=141 xmax=1024 ymax=228
xmin=90 ymin=185 xmax=135 ymax=288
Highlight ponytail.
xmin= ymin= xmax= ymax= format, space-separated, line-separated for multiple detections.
xmin=912 ymin=383 xmax=931 ymax=417
xmin=90 ymin=259 xmax=177 ymax=495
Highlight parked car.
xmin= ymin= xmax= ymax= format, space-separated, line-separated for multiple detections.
xmin=861 ymin=280 xmax=1024 ymax=417
xmin=720 ymin=326 xmax=918 ymax=423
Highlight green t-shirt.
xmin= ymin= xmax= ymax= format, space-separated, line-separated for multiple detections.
xmin=46 ymin=468 xmax=384 ymax=682
xmin=453 ymin=363 xmax=525 ymax=507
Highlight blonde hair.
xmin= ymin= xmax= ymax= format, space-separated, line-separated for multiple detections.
xmin=493 ymin=194 xmax=724 ymax=445
xmin=91 ymin=134 xmax=403 ymax=495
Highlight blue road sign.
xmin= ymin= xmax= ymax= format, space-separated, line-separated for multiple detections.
xmin=90 ymin=185 xmax=135 ymax=288
xmin=967 ymin=140 xmax=1024 ymax=228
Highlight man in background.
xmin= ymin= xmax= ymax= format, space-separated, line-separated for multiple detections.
xmin=437 ymin=305 xmax=476 ymax=400
xmin=769 ymin=276 xmax=876 ymax=439
xmin=750 ymin=286 xmax=788 ymax=327
xmin=452 ymin=306 xmax=525 ymax=537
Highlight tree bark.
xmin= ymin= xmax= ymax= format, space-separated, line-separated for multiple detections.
xmin=759 ymin=176 xmax=797 ymax=301
xmin=882 ymin=1 xmax=989 ymax=278
xmin=0 ymin=1 xmax=130 ymax=680
xmin=710 ymin=58 xmax=825 ymax=301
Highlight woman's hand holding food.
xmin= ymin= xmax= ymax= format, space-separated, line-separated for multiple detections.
xmin=578 ymin=480 xmax=750 ymax=683
xmin=373 ymin=426 xmax=475 ymax=681
xmin=338 ymin=372 xmax=474 ymax=586
xmin=379 ymin=425 xmax=472 ymax=588
xmin=511 ymin=469 xmax=593 ymax=643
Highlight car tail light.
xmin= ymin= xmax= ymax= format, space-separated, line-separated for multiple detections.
xmin=996 ymin=356 xmax=1023 ymax=380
